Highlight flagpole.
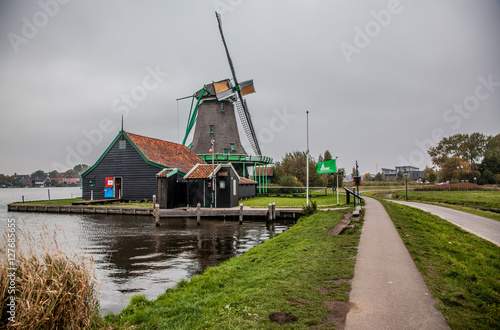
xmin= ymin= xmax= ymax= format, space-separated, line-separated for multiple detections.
xmin=306 ymin=111 xmax=309 ymax=206
xmin=336 ymin=156 xmax=339 ymax=205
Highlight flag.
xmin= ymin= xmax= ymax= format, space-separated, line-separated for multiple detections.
xmin=317 ymin=159 xmax=337 ymax=174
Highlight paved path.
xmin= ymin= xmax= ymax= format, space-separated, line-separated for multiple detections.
xmin=345 ymin=197 xmax=449 ymax=330
xmin=389 ymin=200 xmax=500 ymax=247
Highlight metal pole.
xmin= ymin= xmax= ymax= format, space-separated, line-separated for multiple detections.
xmin=211 ymin=139 xmax=215 ymax=208
xmin=306 ymin=111 xmax=309 ymax=206
xmin=336 ymin=156 xmax=339 ymax=205
xmin=406 ymin=175 xmax=408 ymax=201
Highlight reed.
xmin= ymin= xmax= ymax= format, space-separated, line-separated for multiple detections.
xmin=0 ymin=227 xmax=101 ymax=329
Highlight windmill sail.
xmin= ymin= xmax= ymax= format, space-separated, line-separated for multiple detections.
xmin=215 ymin=12 xmax=262 ymax=156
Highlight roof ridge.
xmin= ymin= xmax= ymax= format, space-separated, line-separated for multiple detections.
xmin=125 ymin=131 xmax=183 ymax=147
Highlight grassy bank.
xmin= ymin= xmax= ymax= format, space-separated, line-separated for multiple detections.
xmin=392 ymin=190 xmax=500 ymax=209
xmin=104 ymin=209 xmax=361 ymax=329
xmin=380 ymin=200 xmax=500 ymax=329
xmin=13 ymin=198 xmax=82 ymax=205
xmin=243 ymin=194 xmax=347 ymax=208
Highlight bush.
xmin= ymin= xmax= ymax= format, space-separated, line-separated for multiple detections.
xmin=413 ymin=183 xmax=495 ymax=192
xmin=302 ymin=200 xmax=318 ymax=216
xmin=0 ymin=230 xmax=100 ymax=329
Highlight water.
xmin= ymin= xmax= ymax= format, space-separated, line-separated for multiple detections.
xmin=0 ymin=187 xmax=293 ymax=314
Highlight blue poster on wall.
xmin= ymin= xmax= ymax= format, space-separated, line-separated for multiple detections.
xmin=104 ymin=188 xmax=114 ymax=198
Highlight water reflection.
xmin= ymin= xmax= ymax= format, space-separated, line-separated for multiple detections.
xmin=1 ymin=188 xmax=294 ymax=314
xmin=77 ymin=214 xmax=292 ymax=313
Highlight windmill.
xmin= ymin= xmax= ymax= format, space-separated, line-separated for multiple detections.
xmin=180 ymin=12 xmax=272 ymax=187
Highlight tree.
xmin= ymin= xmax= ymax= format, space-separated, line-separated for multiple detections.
xmin=423 ymin=166 xmax=437 ymax=183
xmin=428 ymin=133 xmax=491 ymax=176
xmin=49 ymin=170 xmax=60 ymax=178
xmin=64 ymin=169 xmax=77 ymax=178
xmin=74 ymin=164 xmax=89 ymax=175
xmin=480 ymin=134 xmax=500 ymax=177
xmin=363 ymin=173 xmax=372 ymax=181
xmin=374 ymin=172 xmax=383 ymax=181
xmin=274 ymin=151 xmax=322 ymax=187
xmin=323 ymin=150 xmax=333 ymax=161
xmin=31 ymin=169 xmax=47 ymax=179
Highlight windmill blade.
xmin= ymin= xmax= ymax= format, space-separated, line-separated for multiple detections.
xmin=234 ymin=98 xmax=262 ymax=155
xmin=215 ymin=12 xmax=262 ymax=155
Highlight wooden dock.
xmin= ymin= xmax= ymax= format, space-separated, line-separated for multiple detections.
xmin=8 ymin=203 xmax=302 ymax=220
xmin=8 ymin=203 xmax=154 ymax=215
xmin=158 ymin=207 xmax=301 ymax=219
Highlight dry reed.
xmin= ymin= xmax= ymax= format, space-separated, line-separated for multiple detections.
xmin=0 ymin=226 xmax=101 ymax=329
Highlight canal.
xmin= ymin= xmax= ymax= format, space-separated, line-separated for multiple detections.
xmin=0 ymin=187 xmax=293 ymax=314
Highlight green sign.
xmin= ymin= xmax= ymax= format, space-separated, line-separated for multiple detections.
xmin=317 ymin=159 xmax=337 ymax=174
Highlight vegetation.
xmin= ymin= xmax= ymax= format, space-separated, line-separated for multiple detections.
xmin=379 ymin=200 xmax=500 ymax=329
xmin=0 ymin=164 xmax=88 ymax=187
xmin=0 ymin=230 xmax=100 ymax=329
xmin=13 ymin=198 xmax=82 ymax=206
xmin=274 ymin=150 xmax=344 ymax=189
xmin=428 ymin=132 xmax=499 ymax=183
xmin=243 ymin=193 xmax=347 ymax=208
xmin=104 ymin=209 xmax=361 ymax=329
xmin=392 ymin=190 xmax=500 ymax=210
xmin=301 ymin=200 xmax=318 ymax=216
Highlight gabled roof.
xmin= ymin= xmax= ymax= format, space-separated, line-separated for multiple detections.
xmin=184 ymin=163 xmax=242 ymax=181
xmin=82 ymin=131 xmax=204 ymax=177
xmin=239 ymin=177 xmax=257 ymax=184
xmin=126 ymin=132 xmax=203 ymax=173
xmin=184 ymin=164 xmax=221 ymax=179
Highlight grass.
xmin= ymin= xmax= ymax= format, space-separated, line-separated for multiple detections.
xmin=104 ymin=209 xmax=362 ymax=329
xmin=0 ymin=228 xmax=101 ymax=329
xmin=379 ymin=200 xmax=500 ymax=329
xmin=242 ymin=193 xmax=347 ymax=208
xmin=13 ymin=198 xmax=82 ymax=205
xmin=392 ymin=190 xmax=500 ymax=209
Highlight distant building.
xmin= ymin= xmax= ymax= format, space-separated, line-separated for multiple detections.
xmin=252 ymin=166 xmax=274 ymax=184
xmin=51 ymin=178 xmax=81 ymax=186
xmin=32 ymin=177 xmax=52 ymax=187
xmin=15 ymin=175 xmax=31 ymax=187
xmin=381 ymin=168 xmax=397 ymax=180
xmin=82 ymin=131 xmax=203 ymax=201
xmin=382 ymin=166 xmax=423 ymax=180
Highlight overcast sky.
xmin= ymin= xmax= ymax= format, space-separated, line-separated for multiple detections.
xmin=1 ymin=0 xmax=499 ymax=176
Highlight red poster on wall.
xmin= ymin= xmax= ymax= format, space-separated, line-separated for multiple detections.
xmin=105 ymin=177 xmax=114 ymax=187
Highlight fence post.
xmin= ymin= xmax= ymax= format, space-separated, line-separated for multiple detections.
xmin=153 ymin=195 xmax=156 ymax=207
xmin=272 ymin=202 xmax=276 ymax=221
xmin=155 ymin=204 xmax=160 ymax=226
xmin=239 ymin=203 xmax=243 ymax=225
xmin=197 ymin=203 xmax=201 ymax=226
xmin=268 ymin=203 xmax=272 ymax=222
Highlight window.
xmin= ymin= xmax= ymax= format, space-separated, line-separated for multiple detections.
xmin=119 ymin=140 xmax=126 ymax=149
xmin=210 ymin=125 xmax=214 ymax=134
xmin=230 ymin=143 xmax=235 ymax=151
xmin=220 ymin=181 xmax=226 ymax=189
xmin=87 ymin=180 xmax=95 ymax=187
xmin=223 ymin=148 xmax=230 ymax=155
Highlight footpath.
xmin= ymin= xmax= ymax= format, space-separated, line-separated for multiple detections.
xmin=389 ymin=200 xmax=500 ymax=247
xmin=345 ymin=197 xmax=450 ymax=330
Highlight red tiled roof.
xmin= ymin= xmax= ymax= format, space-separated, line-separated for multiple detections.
xmin=239 ymin=177 xmax=257 ymax=184
xmin=184 ymin=164 xmax=215 ymax=179
xmin=126 ymin=132 xmax=203 ymax=173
